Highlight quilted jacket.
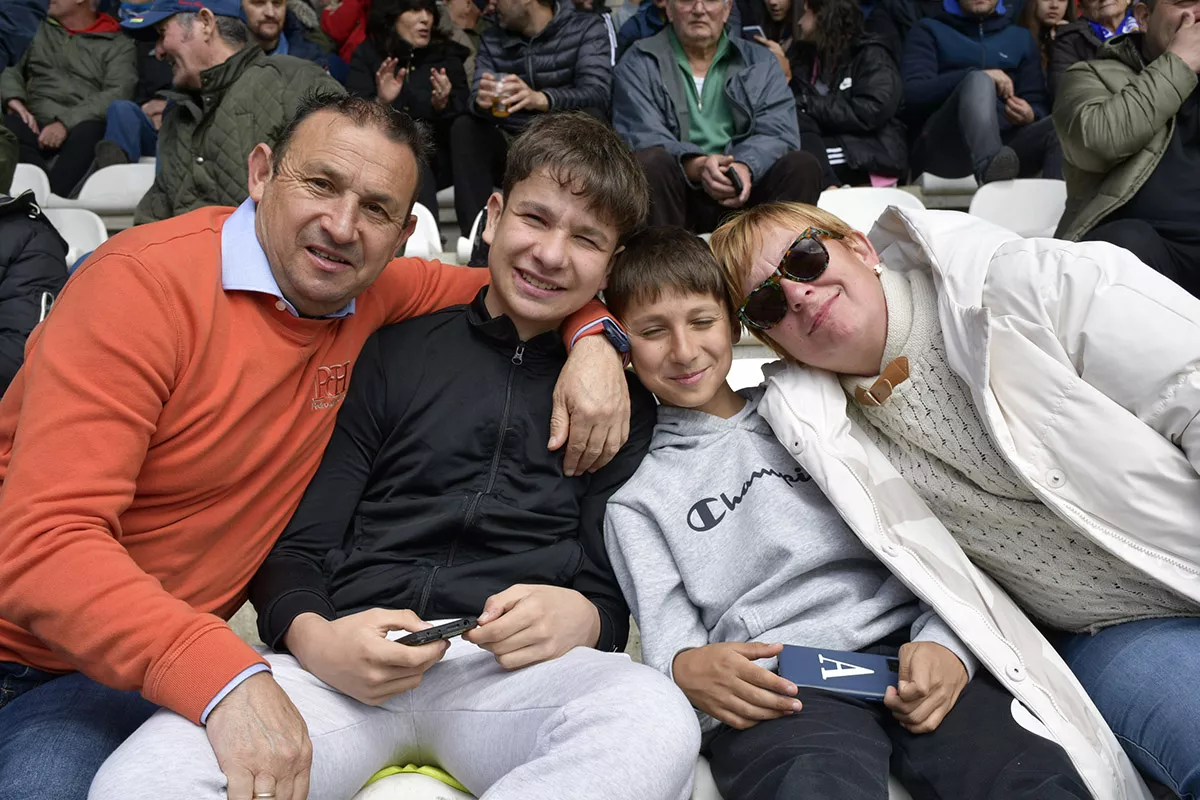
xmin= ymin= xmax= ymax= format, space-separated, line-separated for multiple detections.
xmin=1053 ymin=34 xmax=1197 ymax=240
xmin=470 ymin=2 xmax=613 ymax=133
xmin=135 ymin=45 xmax=344 ymax=226
xmin=0 ymin=191 xmax=67 ymax=395
xmin=0 ymin=16 xmax=136 ymax=129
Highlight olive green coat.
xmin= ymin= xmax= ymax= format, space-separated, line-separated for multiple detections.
xmin=1053 ymin=34 xmax=1198 ymax=240
xmin=0 ymin=17 xmax=136 ymax=129
xmin=135 ymin=44 xmax=343 ymax=225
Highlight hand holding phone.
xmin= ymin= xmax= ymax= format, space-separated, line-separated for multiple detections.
xmin=395 ymin=616 xmax=478 ymax=646
xmin=742 ymin=24 xmax=766 ymax=39
xmin=725 ymin=166 xmax=745 ymax=197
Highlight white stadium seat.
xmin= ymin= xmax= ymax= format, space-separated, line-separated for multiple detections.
xmin=11 ymin=164 xmax=50 ymax=205
xmin=456 ymin=209 xmax=485 ymax=265
xmin=42 ymin=208 xmax=108 ymax=266
xmin=818 ymin=187 xmax=926 ymax=233
xmin=968 ymin=178 xmax=1068 ymax=238
xmin=403 ymin=202 xmax=443 ymax=259
xmin=43 ymin=163 xmax=157 ymax=231
xmin=915 ymin=172 xmax=979 ymax=209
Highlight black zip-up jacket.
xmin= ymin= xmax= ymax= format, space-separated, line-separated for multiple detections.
xmin=250 ymin=288 xmax=656 ymax=653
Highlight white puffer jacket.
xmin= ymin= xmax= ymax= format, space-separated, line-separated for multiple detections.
xmin=756 ymin=207 xmax=1200 ymax=800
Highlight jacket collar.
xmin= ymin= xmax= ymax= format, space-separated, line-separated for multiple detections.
xmin=1099 ymin=31 xmax=1149 ymax=71
xmin=199 ymin=43 xmax=268 ymax=96
xmin=466 ymin=287 xmax=567 ymax=364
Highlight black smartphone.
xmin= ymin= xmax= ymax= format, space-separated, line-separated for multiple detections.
xmin=725 ymin=166 xmax=744 ymax=196
xmin=395 ymin=616 xmax=478 ymax=646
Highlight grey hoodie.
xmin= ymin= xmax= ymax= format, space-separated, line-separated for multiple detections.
xmin=605 ymin=387 xmax=977 ymax=731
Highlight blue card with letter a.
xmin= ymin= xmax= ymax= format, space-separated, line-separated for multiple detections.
xmin=778 ymin=645 xmax=900 ymax=702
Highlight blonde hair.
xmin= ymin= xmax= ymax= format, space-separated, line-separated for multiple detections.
xmin=709 ymin=202 xmax=859 ymax=360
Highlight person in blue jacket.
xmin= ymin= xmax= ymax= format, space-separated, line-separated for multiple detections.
xmin=0 ymin=0 xmax=48 ymax=67
xmin=902 ymin=0 xmax=1060 ymax=183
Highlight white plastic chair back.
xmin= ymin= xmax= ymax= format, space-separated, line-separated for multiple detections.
xmin=403 ymin=202 xmax=442 ymax=259
xmin=968 ymin=179 xmax=1068 ymax=238
xmin=44 ymin=163 xmax=157 ymax=213
xmin=456 ymin=209 xmax=485 ymax=264
xmin=817 ymin=187 xmax=926 ymax=233
xmin=42 ymin=208 xmax=109 ymax=265
xmin=11 ymin=164 xmax=50 ymax=204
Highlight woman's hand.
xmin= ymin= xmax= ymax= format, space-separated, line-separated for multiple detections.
xmin=431 ymin=67 xmax=452 ymax=111
xmin=375 ymin=57 xmax=407 ymax=105
xmin=755 ymin=35 xmax=792 ymax=82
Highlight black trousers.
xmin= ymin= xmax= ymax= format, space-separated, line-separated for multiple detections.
xmin=3 ymin=114 xmax=105 ymax=198
xmin=449 ymin=113 xmax=509 ymax=234
xmin=1084 ymin=218 xmax=1200 ymax=299
xmin=636 ymin=146 xmax=823 ymax=234
xmin=911 ymin=71 xmax=1062 ymax=181
xmin=705 ymin=670 xmax=1089 ymax=800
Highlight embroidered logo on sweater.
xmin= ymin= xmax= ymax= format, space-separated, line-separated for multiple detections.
xmin=686 ymin=465 xmax=811 ymax=532
xmin=312 ymin=361 xmax=351 ymax=410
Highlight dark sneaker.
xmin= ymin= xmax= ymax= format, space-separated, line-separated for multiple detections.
xmin=979 ymin=146 xmax=1019 ymax=184
xmin=93 ymin=140 xmax=131 ymax=170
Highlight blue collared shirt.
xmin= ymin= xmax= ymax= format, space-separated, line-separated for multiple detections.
xmin=266 ymin=32 xmax=289 ymax=56
xmin=220 ymin=198 xmax=355 ymax=319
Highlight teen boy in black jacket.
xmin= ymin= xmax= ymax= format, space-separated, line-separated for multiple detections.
xmin=244 ymin=112 xmax=702 ymax=800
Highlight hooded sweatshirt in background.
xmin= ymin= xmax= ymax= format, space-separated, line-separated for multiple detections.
xmin=604 ymin=386 xmax=977 ymax=731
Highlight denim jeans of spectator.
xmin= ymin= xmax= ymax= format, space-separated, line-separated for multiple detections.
xmin=103 ymin=100 xmax=158 ymax=162
xmin=1057 ymin=617 xmax=1200 ymax=800
xmin=914 ymin=70 xmax=1062 ymax=181
xmin=0 ymin=661 xmax=157 ymax=800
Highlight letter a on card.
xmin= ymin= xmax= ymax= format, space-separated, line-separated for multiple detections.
xmin=818 ymin=653 xmax=875 ymax=680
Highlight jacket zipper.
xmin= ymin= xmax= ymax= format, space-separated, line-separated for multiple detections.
xmin=415 ymin=342 xmax=524 ymax=617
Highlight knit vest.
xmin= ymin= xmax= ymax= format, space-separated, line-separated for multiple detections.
xmin=839 ymin=269 xmax=1198 ymax=633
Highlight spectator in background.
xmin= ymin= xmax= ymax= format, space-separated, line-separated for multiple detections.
xmin=0 ymin=0 xmax=48 ymax=67
xmin=1020 ymin=0 xmax=1073 ymax=72
xmin=739 ymin=0 xmax=793 ymax=44
xmin=123 ymin=0 xmax=343 ymax=225
xmin=0 ymin=0 xmax=136 ymax=197
xmin=1049 ymin=0 xmax=1136 ymax=95
xmin=243 ymin=0 xmax=333 ymax=63
xmin=570 ymin=0 xmax=619 ymax=65
xmin=92 ymin=0 xmax=174 ymax=169
xmin=0 ymin=120 xmax=17 ymax=191
xmin=616 ymin=0 xmax=667 ymax=53
xmin=902 ymin=0 xmax=1059 ymax=184
xmin=347 ymin=0 xmax=469 ymax=213
xmin=788 ymin=0 xmax=908 ymax=185
xmin=612 ymin=0 xmax=642 ymax=27
xmin=449 ymin=0 xmax=612 ymax=232
xmin=321 ymin=0 xmax=370 ymax=61
xmin=613 ymin=0 xmax=820 ymax=232
xmin=440 ymin=0 xmax=490 ymax=74
xmin=1055 ymin=0 xmax=1200 ymax=297
xmin=0 ymin=189 xmax=68 ymax=397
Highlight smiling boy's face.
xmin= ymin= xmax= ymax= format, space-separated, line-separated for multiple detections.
xmin=625 ymin=289 xmax=738 ymax=413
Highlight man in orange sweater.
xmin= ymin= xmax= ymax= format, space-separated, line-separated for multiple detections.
xmin=0 ymin=94 xmax=631 ymax=800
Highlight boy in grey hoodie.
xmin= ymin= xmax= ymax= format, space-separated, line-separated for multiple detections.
xmin=602 ymin=227 xmax=1089 ymax=800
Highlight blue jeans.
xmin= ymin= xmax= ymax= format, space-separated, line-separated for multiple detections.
xmin=0 ymin=661 xmax=157 ymax=800
xmin=102 ymin=99 xmax=158 ymax=161
xmin=1057 ymin=617 xmax=1200 ymax=799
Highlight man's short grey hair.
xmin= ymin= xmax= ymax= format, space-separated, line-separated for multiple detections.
xmin=175 ymin=10 xmax=251 ymax=45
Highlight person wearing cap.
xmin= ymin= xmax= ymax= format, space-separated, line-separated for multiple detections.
xmin=0 ymin=0 xmax=137 ymax=197
xmin=122 ymin=0 xmax=343 ymax=225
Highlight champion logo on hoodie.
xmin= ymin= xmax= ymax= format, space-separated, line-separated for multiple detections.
xmin=687 ymin=465 xmax=811 ymax=532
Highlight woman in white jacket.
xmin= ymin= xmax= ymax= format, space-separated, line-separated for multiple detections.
xmin=709 ymin=202 xmax=1200 ymax=800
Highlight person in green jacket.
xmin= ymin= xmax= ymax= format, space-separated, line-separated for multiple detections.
xmin=122 ymin=0 xmax=344 ymax=225
xmin=0 ymin=0 xmax=137 ymax=197
xmin=1053 ymin=0 xmax=1200 ymax=297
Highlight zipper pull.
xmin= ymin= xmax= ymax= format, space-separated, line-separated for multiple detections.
xmin=512 ymin=344 xmax=525 ymax=365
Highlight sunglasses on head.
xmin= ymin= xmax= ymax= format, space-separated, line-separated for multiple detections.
xmin=737 ymin=227 xmax=844 ymax=332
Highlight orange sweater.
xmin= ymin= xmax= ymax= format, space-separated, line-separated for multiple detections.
xmin=0 ymin=206 xmax=609 ymax=723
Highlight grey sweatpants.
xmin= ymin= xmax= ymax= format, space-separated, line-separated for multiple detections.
xmin=89 ymin=646 xmax=700 ymax=800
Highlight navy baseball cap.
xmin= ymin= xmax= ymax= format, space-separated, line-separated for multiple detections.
xmin=121 ymin=0 xmax=244 ymax=29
